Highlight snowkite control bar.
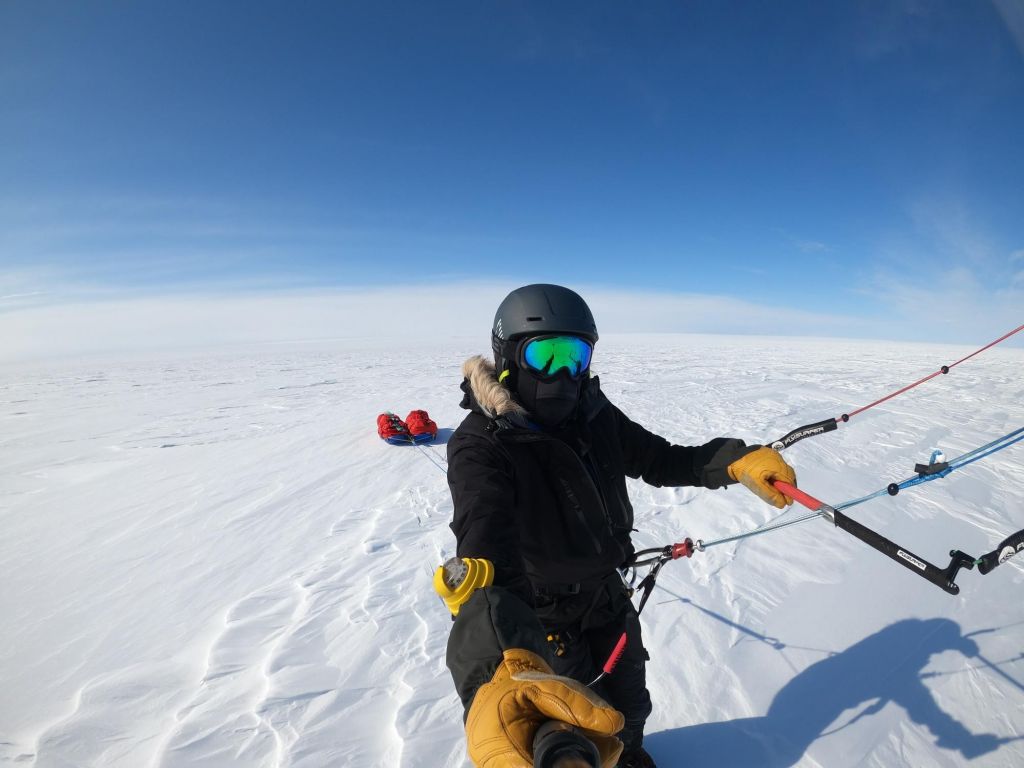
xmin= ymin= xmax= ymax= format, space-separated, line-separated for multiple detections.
xmin=773 ymin=480 xmax=977 ymax=595
xmin=770 ymin=322 xmax=1024 ymax=451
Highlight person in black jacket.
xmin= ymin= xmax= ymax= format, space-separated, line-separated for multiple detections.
xmin=442 ymin=284 xmax=797 ymax=768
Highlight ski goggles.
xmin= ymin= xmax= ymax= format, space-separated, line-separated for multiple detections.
xmin=518 ymin=335 xmax=594 ymax=379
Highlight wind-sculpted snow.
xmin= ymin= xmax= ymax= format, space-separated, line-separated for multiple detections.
xmin=0 ymin=335 xmax=1021 ymax=767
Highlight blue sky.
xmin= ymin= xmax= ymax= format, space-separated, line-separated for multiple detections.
xmin=1 ymin=1 xmax=1023 ymax=357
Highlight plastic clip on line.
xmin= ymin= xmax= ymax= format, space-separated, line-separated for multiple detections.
xmin=887 ymin=449 xmax=952 ymax=496
xmin=914 ymin=449 xmax=950 ymax=478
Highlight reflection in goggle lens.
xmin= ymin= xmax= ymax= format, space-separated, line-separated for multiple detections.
xmin=521 ymin=336 xmax=593 ymax=378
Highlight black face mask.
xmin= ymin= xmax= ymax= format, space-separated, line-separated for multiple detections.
xmin=513 ymin=369 xmax=582 ymax=428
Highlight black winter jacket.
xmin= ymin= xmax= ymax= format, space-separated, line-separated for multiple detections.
xmin=447 ymin=356 xmax=751 ymax=599
xmin=444 ymin=356 xmax=754 ymax=712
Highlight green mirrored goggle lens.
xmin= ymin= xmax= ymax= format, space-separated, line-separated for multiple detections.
xmin=521 ymin=336 xmax=593 ymax=378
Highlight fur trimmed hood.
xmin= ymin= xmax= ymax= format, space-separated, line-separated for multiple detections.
xmin=460 ymin=355 xmax=526 ymax=419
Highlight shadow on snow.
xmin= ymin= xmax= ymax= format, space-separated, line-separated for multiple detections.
xmin=646 ymin=616 xmax=1021 ymax=766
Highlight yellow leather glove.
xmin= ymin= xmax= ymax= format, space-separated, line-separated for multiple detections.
xmin=466 ymin=648 xmax=624 ymax=768
xmin=727 ymin=446 xmax=797 ymax=508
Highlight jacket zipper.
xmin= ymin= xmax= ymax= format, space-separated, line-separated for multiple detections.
xmin=580 ymin=451 xmax=615 ymax=532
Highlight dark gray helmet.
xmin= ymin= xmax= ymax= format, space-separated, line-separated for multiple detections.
xmin=491 ymin=284 xmax=598 ymax=378
xmin=491 ymin=284 xmax=599 ymax=344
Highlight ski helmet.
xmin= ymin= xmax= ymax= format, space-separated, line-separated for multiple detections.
xmin=489 ymin=282 xmax=598 ymax=382
xmin=491 ymin=284 xmax=598 ymax=427
xmin=491 ymin=283 xmax=598 ymax=354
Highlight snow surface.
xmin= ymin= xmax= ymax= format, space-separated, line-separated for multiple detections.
xmin=1 ymin=334 xmax=1023 ymax=768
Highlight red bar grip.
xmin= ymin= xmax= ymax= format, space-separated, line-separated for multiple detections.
xmin=603 ymin=633 xmax=628 ymax=675
xmin=772 ymin=480 xmax=824 ymax=512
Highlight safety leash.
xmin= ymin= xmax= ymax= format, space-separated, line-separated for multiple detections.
xmin=770 ymin=322 xmax=1024 ymax=451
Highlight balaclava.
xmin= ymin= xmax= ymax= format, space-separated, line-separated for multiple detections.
xmin=511 ymin=363 xmax=583 ymax=428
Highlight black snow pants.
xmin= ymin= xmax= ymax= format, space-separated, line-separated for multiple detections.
xmin=534 ymin=572 xmax=653 ymax=752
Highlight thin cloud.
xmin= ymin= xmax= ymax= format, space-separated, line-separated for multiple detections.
xmin=1012 ymin=249 xmax=1024 ymax=285
xmin=1 ymin=269 xmax=1017 ymax=363
xmin=858 ymin=200 xmax=1022 ymax=345
xmin=853 ymin=0 xmax=939 ymax=61
xmin=779 ymin=229 xmax=831 ymax=254
xmin=795 ymin=239 xmax=830 ymax=253
xmin=0 ymin=292 xmax=45 ymax=301
xmin=582 ymin=287 xmax=878 ymax=338
xmin=992 ymin=0 xmax=1024 ymax=60
xmin=907 ymin=194 xmax=999 ymax=266
xmin=871 ymin=193 xmax=1018 ymax=289
xmin=0 ymin=281 xmax=890 ymax=364
xmin=866 ymin=267 xmax=1023 ymax=343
